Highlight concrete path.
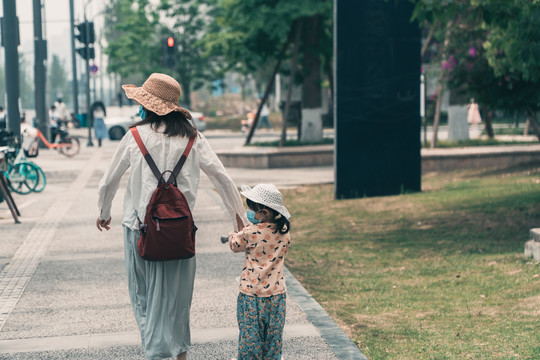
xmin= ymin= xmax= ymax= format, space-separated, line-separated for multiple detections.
xmin=0 ymin=136 xmax=365 ymax=359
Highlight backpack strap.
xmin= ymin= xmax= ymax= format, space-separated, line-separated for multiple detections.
xmin=131 ymin=127 xmax=196 ymax=184
xmin=170 ymin=136 xmax=195 ymax=183
xmin=130 ymin=127 xmax=162 ymax=181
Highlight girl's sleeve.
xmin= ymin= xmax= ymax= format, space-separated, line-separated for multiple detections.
xmin=97 ymin=133 xmax=132 ymax=220
xmin=228 ymin=224 xmax=257 ymax=252
xmin=228 ymin=229 xmax=249 ymax=252
xmin=198 ymin=134 xmax=249 ymax=231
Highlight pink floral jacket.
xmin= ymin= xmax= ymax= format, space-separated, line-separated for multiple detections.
xmin=229 ymin=223 xmax=291 ymax=297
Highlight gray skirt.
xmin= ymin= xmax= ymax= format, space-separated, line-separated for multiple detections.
xmin=123 ymin=226 xmax=196 ymax=360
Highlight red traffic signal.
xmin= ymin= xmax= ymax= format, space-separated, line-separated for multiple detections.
xmin=167 ymin=36 xmax=175 ymax=48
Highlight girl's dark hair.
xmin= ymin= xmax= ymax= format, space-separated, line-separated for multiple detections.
xmin=247 ymin=198 xmax=290 ymax=234
xmin=130 ymin=108 xmax=198 ymax=138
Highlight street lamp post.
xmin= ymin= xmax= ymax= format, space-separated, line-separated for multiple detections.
xmin=33 ymin=0 xmax=48 ymax=144
xmin=84 ymin=0 xmax=94 ymax=147
xmin=69 ymin=0 xmax=79 ymax=115
xmin=2 ymin=0 xmax=21 ymax=139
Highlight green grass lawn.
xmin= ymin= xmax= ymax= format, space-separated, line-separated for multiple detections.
xmin=284 ymin=165 xmax=540 ymax=359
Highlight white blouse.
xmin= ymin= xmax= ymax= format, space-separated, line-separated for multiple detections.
xmin=97 ymin=124 xmax=248 ymax=231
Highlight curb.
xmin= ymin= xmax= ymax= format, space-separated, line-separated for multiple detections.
xmin=285 ymin=267 xmax=368 ymax=360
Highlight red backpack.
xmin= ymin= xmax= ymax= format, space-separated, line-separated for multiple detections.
xmin=131 ymin=127 xmax=197 ymax=261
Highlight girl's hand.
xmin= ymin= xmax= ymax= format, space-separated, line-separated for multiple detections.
xmin=96 ymin=217 xmax=111 ymax=231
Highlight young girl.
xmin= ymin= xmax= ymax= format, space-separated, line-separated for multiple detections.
xmin=228 ymin=184 xmax=291 ymax=360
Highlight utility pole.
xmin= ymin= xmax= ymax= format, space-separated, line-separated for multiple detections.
xmin=69 ymin=0 xmax=79 ymax=115
xmin=33 ymin=0 xmax=48 ymax=143
xmin=2 ymin=0 xmax=21 ymax=139
xmin=84 ymin=17 xmax=93 ymax=146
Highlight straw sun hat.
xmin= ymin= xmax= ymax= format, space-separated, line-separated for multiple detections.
xmin=241 ymin=184 xmax=291 ymax=220
xmin=122 ymin=73 xmax=191 ymax=118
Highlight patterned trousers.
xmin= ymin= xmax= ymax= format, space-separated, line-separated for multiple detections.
xmin=237 ymin=292 xmax=286 ymax=360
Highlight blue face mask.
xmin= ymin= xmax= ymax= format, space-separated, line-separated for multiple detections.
xmin=139 ymin=105 xmax=147 ymax=120
xmin=246 ymin=209 xmax=260 ymax=224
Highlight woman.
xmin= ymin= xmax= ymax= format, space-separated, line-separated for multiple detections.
xmin=467 ymin=98 xmax=482 ymax=127
xmin=96 ymin=73 xmax=247 ymax=360
xmin=92 ymin=101 xmax=108 ymax=147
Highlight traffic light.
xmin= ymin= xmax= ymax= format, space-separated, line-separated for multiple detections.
xmin=75 ymin=21 xmax=95 ymax=45
xmin=76 ymin=47 xmax=95 ymax=60
xmin=163 ymin=35 xmax=177 ymax=69
xmin=75 ymin=21 xmax=95 ymax=60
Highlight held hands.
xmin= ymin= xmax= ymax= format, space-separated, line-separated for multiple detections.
xmin=220 ymin=214 xmax=246 ymax=244
xmin=236 ymin=213 xmax=245 ymax=231
xmin=96 ymin=217 xmax=111 ymax=231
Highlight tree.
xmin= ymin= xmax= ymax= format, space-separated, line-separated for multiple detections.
xmin=481 ymin=0 xmax=540 ymax=140
xmin=158 ymin=0 xmax=220 ymax=109
xmin=103 ymin=0 xmax=162 ymax=81
xmin=204 ymin=0 xmax=332 ymax=143
xmin=415 ymin=0 xmax=540 ymax=143
xmin=47 ymin=54 xmax=71 ymax=107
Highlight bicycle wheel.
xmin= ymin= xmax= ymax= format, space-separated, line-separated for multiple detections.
xmin=59 ymin=136 xmax=80 ymax=157
xmin=32 ymin=163 xmax=46 ymax=193
xmin=7 ymin=161 xmax=40 ymax=194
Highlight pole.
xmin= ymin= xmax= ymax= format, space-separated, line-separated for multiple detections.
xmin=2 ymin=0 xmax=21 ymax=139
xmin=33 ymin=0 xmax=48 ymax=143
xmin=420 ymin=73 xmax=426 ymax=147
xmin=69 ymin=0 xmax=79 ymax=115
xmin=85 ymin=16 xmax=94 ymax=146
xmin=99 ymin=38 xmax=104 ymax=102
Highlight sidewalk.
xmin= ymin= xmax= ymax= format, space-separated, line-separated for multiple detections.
xmin=0 ymin=139 xmax=364 ymax=359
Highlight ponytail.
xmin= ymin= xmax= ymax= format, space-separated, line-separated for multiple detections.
xmin=275 ymin=214 xmax=290 ymax=234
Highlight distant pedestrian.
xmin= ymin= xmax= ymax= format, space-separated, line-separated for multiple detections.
xmin=54 ymin=98 xmax=69 ymax=122
xmin=467 ymin=98 xmax=482 ymax=130
xmin=257 ymin=99 xmax=271 ymax=129
xmin=0 ymin=106 xmax=6 ymax=129
xmin=116 ymin=91 xmax=123 ymax=107
xmin=241 ymin=112 xmax=255 ymax=133
xmin=96 ymin=73 xmax=247 ymax=360
xmin=20 ymin=113 xmax=39 ymax=157
xmin=228 ymin=183 xmax=291 ymax=360
xmin=49 ymin=105 xmax=60 ymax=143
xmin=92 ymin=102 xmax=107 ymax=147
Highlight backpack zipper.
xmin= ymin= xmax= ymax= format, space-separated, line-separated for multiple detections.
xmin=152 ymin=216 xmax=188 ymax=232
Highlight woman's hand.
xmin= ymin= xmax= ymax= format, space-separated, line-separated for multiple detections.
xmin=96 ymin=217 xmax=111 ymax=231
xmin=236 ymin=213 xmax=245 ymax=231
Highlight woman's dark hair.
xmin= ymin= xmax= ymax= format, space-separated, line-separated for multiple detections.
xmin=246 ymin=198 xmax=290 ymax=234
xmin=130 ymin=108 xmax=197 ymax=138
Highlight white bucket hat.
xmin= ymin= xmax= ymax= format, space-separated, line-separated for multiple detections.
xmin=241 ymin=184 xmax=291 ymax=220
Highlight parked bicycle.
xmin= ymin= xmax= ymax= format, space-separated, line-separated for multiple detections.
xmin=1 ymin=134 xmax=46 ymax=195
xmin=25 ymin=121 xmax=80 ymax=158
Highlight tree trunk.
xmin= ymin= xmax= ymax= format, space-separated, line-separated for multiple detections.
xmin=245 ymin=25 xmax=295 ymax=145
xmin=421 ymin=22 xmax=438 ymax=58
xmin=430 ymin=21 xmax=453 ymax=148
xmin=183 ymin=82 xmax=191 ymax=110
xmin=281 ymin=20 xmax=303 ymax=147
xmin=325 ymin=57 xmax=334 ymax=100
xmin=524 ymin=119 xmax=530 ymax=136
xmin=526 ymin=110 xmax=540 ymax=142
xmin=300 ymin=15 xmax=323 ymax=142
xmin=431 ymin=81 xmax=444 ymax=148
xmin=483 ymin=109 xmax=495 ymax=138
